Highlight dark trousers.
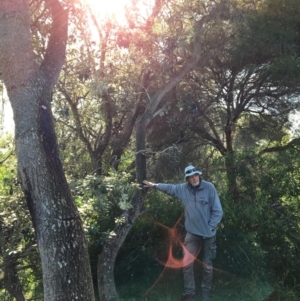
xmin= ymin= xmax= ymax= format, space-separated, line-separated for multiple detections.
xmin=183 ymin=232 xmax=217 ymax=299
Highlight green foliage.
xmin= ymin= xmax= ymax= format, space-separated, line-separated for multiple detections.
xmin=110 ymin=139 xmax=300 ymax=300
xmin=216 ymin=192 xmax=267 ymax=278
xmin=231 ymin=0 xmax=300 ymax=93
xmin=0 ymin=135 xmax=42 ymax=300
xmin=68 ymin=170 xmax=140 ymax=286
xmin=68 ymin=170 xmax=138 ymax=240
xmin=7 ymin=0 xmax=299 ymax=299
xmin=265 ymin=56 xmax=300 ymax=87
xmin=115 ymin=190 xmax=184 ymax=299
xmin=256 ymin=150 xmax=300 ymax=290
xmin=214 ymin=146 xmax=300 ymax=293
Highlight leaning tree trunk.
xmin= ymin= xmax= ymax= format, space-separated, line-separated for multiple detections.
xmin=96 ymin=4 xmax=227 ymax=300
xmin=96 ymin=38 xmax=201 ymax=301
xmin=0 ymin=1 xmax=95 ymax=300
xmin=96 ymin=96 xmax=150 ymax=301
xmin=97 ymin=189 xmax=146 ymax=301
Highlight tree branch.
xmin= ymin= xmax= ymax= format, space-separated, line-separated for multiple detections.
xmin=0 ymin=149 xmax=14 ymax=165
xmin=260 ymin=137 xmax=300 ymax=154
xmin=40 ymin=0 xmax=68 ymax=90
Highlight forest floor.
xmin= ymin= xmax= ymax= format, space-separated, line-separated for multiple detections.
xmin=117 ymin=260 xmax=275 ymax=301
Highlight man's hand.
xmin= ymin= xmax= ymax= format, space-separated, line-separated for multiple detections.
xmin=143 ymin=180 xmax=156 ymax=188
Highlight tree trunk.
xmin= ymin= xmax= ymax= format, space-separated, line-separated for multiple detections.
xmin=0 ymin=226 xmax=26 ymax=301
xmin=224 ymin=151 xmax=239 ymax=201
xmin=97 ymin=188 xmax=146 ymax=301
xmin=96 ymin=4 xmax=226 ymax=299
xmin=3 ymin=258 xmax=25 ymax=301
xmin=0 ymin=1 xmax=95 ymax=300
xmin=97 ymin=220 xmax=133 ymax=301
xmin=17 ymin=87 xmax=95 ymax=301
xmin=96 ymin=88 xmax=151 ymax=301
xmin=96 ymin=57 xmax=197 ymax=300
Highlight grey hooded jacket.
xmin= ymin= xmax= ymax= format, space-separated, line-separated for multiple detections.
xmin=155 ymin=180 xmax=223 ymax=238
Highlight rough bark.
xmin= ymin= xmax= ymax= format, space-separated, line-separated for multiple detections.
xmin=0 ymin=1 xmax=95 ymax=300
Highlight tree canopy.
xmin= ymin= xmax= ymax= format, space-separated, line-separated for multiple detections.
xmin=1 ymin=0 xmax=300 ymax=300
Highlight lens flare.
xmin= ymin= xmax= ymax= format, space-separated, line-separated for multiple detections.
xmin=154 ymin=218 xmax=200 ymax=269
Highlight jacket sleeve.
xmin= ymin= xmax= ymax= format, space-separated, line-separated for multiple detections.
xmin=208 ymin=185 xmax=223 ymax=229
xmin=155 ymin=183 xmax=183 ymax=199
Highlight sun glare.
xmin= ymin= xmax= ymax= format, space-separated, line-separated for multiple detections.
xmin=83 ymin=0 xmax=133 ymax=24
xmin=82 ymin=0 xmax=153 ymax=26
xmin=86 ymin=0 xmax=128 ymax=15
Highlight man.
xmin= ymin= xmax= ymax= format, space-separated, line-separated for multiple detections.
xmin=143 ymin=165 xmax=223 ymax=301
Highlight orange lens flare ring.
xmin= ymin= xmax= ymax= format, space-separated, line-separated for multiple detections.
xmin=157 ymin=241 xmax=200 ymax=269
xmin=142 ymin=216 xmax=228 ymax=299
xmin=152 ymin=214 xmax=201 ymax=269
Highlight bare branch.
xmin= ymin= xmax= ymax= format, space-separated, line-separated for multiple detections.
xmin=0 ymin=149 xmax=14 ymax=165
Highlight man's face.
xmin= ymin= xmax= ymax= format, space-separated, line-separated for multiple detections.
xmin=187 ymin=174 xmax=200 ymax=187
